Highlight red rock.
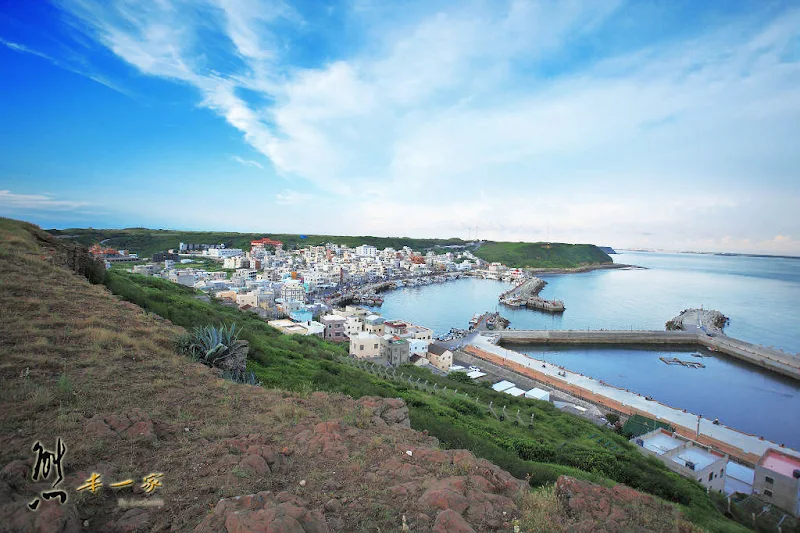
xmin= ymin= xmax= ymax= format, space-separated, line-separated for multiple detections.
xmin=84 ymin=415 xmax=116 ymax=439
xmin=418 ymin=488 xmax=470 ymax=514
xmin=0 ymin=498 xmax=80 ymax=533
xmin=194 ymin=491 xmax=329 ymax=533
xmin=107 ymin=508 xmax=150 ymax=532
xmin=432 ymin=509 xmax=475 ymax=533
xmin=239 ymin=454 xmax=270 ymax=476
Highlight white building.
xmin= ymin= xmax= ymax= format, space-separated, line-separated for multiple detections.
xmin=355 ymin=245 xmax=377 ymax=258
xmin=280 ymin=282 xmax=306 ymax=303
xmin=207 ymin=248 xmax=244 ymax=258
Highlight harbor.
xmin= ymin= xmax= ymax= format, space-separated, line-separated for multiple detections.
xmin=371 ymin=254 xmax=800 ymax=449
xmin=495 ymin=329 xmax=800 ymax=380
xmin=499 ymin=276 xmax=565 ymax=312
xmin=464 ymin=334 xmax=800 ymax=465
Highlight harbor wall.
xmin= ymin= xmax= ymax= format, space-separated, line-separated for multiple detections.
xmin=496 ymin=330 xmax=800 ymax=380
xmin=464 ymin=344 xmax=795 ymax=465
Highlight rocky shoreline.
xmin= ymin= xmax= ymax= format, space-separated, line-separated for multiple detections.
xmin=666 ymin=308 xmax=730 ymax=334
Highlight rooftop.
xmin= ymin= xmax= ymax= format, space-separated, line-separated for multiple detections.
xmin=759 ymin=448 xmax=800 ymax=478
xmin=427 ymin=344 xmax=450 ymax=356
xmin=492 ymin=380 xmax=516 ymax=392
xmin=640 ymin=431 xmax=683 ymax=456
xmin=671 ymin=447 xmax=721 ymax=471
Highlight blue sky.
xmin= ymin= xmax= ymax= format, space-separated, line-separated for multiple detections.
xmin=1 ymin=1 xmax=799 ymax=254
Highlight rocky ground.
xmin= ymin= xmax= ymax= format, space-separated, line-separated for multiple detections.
xmin=0 ymin=219 xmax=701 ymax=532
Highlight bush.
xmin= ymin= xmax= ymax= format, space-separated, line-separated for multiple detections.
xmin=176 ymin=323 xmax=240 ymax=368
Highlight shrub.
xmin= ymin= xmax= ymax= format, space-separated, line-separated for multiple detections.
xmin=176 ymin=323 xmax=240 ymax=368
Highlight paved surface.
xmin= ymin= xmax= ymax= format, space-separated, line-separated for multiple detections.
xmin=469 ymin=334 xmax=800 ymax=464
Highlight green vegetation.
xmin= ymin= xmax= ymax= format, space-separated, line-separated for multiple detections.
xmin=474 ymin=241 xmax=612 ymax=268
xmin=102 ymin=268 xmax=748 ymax=532
xmin=176 ymin=323 xmax=241 ymax=367
xmin=48 ymin=227 xmax=612 ymax=269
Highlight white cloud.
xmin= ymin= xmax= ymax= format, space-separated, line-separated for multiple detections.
xmin=230 ymin=155 xmax=263 ymax=169
xmin=48 ymin=1 xmax=800 ymax=253
xmin=0 ymin=37 xmax=133 ymax=97
xmin=0 ymin=190 xmax=92 ymax=211
xmin=275 ymin=190 xmax=314 ymax=205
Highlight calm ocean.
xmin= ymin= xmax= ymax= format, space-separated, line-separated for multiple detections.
xmin=369 ymin=251 xmax=800 ymax=448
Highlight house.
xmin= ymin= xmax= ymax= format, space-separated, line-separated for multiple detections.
xmin=364 ymin=314 xmax=385 ymax=335
xmin=404 ymin=325 xmax=433 ymax=341
xmin=280 ymin=281 xmax=306 ymax=303
xmin=349 ymin=332 xmax=381 ymax=359
xmin=290 ymin=309 xmax=313 ymax=323
xmin=753 ymin=448 xmax=800 ymax=516
xmin=320 ymin=314 xmax=347 ymax=342
xmin=631 ymin=429 xmax=727 ymax=493
xmin=407 ymin=338 xmax=430 ymax=357
xmin=410 ymin=354 xmax=430 ymax=367
xmin=384 ymin=320 xmax=408 ymax=336
xmin=267 ymin=319 xmax=323 ymax=338
xmin=380 ymin=334 xmax=410 ymax=366
xmin=426 ymin=344 xmax=453 ymax=372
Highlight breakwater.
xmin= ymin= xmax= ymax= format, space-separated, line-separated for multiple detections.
xmin=465 ymin=337 xmax=800 ymax=465
xmin=495 ymin=330 xmax=800 ymax=380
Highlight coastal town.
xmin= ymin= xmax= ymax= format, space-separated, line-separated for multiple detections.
xmin=87 ymin=237 xmax=800 ymax=523
xmin=90 ymin=238 xmax=529 ymax=371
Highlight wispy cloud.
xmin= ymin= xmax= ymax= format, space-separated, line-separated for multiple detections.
xmin=0 ymin=190 xmax=93 ymax=211
xmin=275 ymin=190 xmax=314 ymax=205
xmin=0 ymin=36 xmax=133 ymax=97
xmin=40 ymin=1 xmax=800 ymax=253
xmin=230 ymin=155 xmax=263 ymax=169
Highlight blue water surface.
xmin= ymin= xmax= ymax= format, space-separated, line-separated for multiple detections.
xmin=368 ymin=251 xmax=800 ymax=447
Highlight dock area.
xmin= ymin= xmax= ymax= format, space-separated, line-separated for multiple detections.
xmin=465 ymin=334 xmax=800 ymax=465
xmin=499 ymin=277 xmax=565 ymax=312
xmin=495 ymin=329 xmax=800 ymax=380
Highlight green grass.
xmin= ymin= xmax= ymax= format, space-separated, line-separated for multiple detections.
xmin=101 ymin=268 xmax=749 ymax=533
xmin=47 ymin=227 xmax=612 ymax=269
xmin=473 ymin=241 xmax=612 ymax=268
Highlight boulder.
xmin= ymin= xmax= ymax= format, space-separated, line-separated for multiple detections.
xmin=194 ymin=491 xmax=328 ymax=533
xmin=432 ymin=509 xmax=475 ymax=533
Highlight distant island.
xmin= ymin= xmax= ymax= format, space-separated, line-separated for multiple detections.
xmin=48 ymin=227 xmax=614 ymax=270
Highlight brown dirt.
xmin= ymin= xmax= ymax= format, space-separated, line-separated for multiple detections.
xmin=0 ymin=219 xmax=696 ymax=532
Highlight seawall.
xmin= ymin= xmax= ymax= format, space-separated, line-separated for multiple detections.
xmin=496 ymin=330 xmax=800 ymax=380
xmin=465 ymin=337 xmax=800 ymax=465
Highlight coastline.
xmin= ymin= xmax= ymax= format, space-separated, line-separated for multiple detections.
xmin=465 ymin=336 xmax=800 ymax=465
xmin=525 ymin=262 xmax=643 ymax=275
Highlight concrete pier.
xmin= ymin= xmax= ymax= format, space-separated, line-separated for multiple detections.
xmin=465 ymin=335 xmax=800 ymax=465
xmin=495 ymin=329 xmax=800 ymax=380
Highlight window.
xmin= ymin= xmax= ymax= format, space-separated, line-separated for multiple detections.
xmin=764 ymin=489 xmax=773 ymax=498
xmin=708 ymin=472 xmax=714 ymax=482
xmin=374 ymin=344 xmax=378 ymax=349
xmin=720 ymin=469 xmax=724 ymax=476
xmin=360 ymin=345 xmax=364 ymax=350
xmin=765 ymin=476 xmax=774 ymax=484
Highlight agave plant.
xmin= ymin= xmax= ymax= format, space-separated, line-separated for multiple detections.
xmin=178 ymin=323 xmax=240 ymax=368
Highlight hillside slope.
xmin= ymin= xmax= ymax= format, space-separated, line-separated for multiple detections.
xmin=0 ymin=218 xmax=736 ymax=532
xmin=473 ymin=242 xmax=613 ymax=269
xmin=48 ymin=227 xmax=612 ymax=269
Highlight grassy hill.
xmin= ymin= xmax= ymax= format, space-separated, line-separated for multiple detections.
xmin=47 ymin=227 xmax=612 ymax=269
xmin=0 ymin=218 xmax=753 ymax=532
xmin=474 ymin=241 xmax=613 ymax=269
